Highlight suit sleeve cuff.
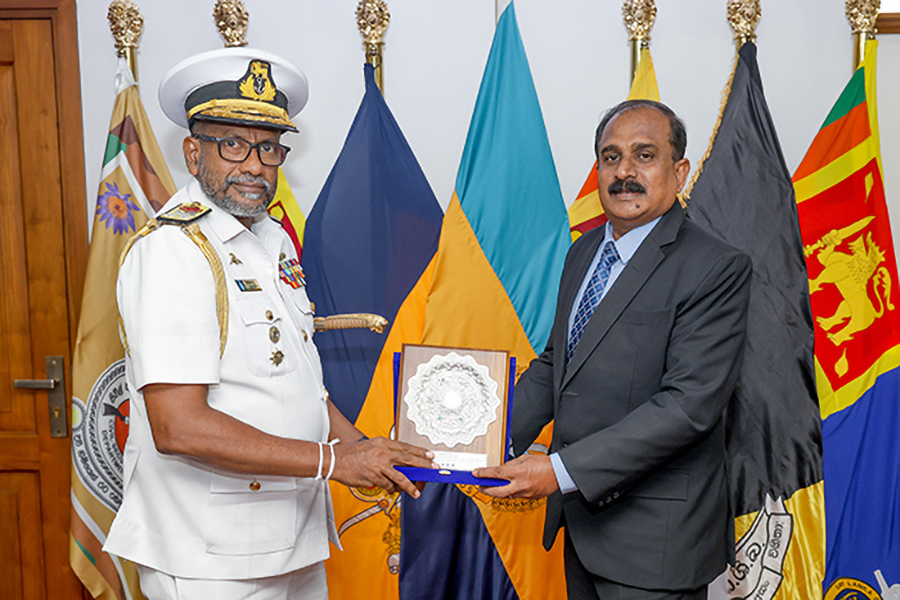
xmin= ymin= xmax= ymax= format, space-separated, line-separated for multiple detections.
xmin=550 ymin=452 xmax=578 ymax=494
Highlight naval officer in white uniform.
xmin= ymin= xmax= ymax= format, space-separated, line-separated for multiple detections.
xmin=105 ymin=47 xmax=434 ymax=600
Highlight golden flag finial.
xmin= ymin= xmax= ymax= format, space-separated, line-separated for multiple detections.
xmin=622 ymin=0 xmax=656 ymax=42
xmin=357 ymin=0 xmax=390 ymax=45
xmin=622 ymin=0 xmax=656 ymax=84
xmin=846 ymin=0 xmax=880 ymax=35
xmin=356 ymin=0 xmax=390 ymax=92
xmin=108 ymin=0 xmax=143 ymax=56
xmin=846 ymin=0 xmax=880 ymax=67
xmin=214 ymin=0 xmax=249 ymax=47
xmin=107 ymin=0 xmax=143 ymax=79
xmin=727 ymin=0 xmax=761 ymax=47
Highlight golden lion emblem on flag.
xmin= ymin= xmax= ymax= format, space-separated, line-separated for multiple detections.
xmin=806 ymin=216 xmax=894 ymax=348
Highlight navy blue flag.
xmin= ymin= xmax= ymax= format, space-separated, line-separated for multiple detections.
xmin=400 ymin=484 xmax=517 ymax=600
xmin=302 ymin=63 xmax=443 ymax=424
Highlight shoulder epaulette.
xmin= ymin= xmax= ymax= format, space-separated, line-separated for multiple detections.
xmin=157 ymin=201 xmax=212 ymax=224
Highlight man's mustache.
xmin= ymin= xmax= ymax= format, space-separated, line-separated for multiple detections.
xmin=608 ymin=179 xmax=645 ymax=195
xmin=226 ymin=174 xmax=272 ymax=191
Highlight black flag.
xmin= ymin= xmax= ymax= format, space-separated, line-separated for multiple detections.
xmin=685 ymin=41 xmax=824 ymax=598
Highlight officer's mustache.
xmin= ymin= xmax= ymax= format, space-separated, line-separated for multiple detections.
xmin=608 ymin=178 xmax=646 ymax=195
xmin=225 ymin=174 xmax=272 ymax=191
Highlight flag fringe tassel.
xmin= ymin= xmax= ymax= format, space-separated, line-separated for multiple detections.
xmin=682 ymin=48 xmax=740 ymax=202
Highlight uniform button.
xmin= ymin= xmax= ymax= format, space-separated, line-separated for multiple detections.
xmin=271 ymin=350 xmax=284 ymax=366
xmin=249 ymin=480 xmax=261 ymax=492
xmin=269 ymin=326 xmax=280 ymax=343
xmin=265 ymin=310 xmax=274 ymax=321
xmin=309 ymin=302 xmax=315 ymax=314
xmin=613 ymin=491 xmax=620 ymax=499
xmin=606 ymin=496 xmax=613 ymax=503
xmin=279 ymin=252 xmax=286 ymax=261
xmin=302 ymin=330 xmax=308 ymax=341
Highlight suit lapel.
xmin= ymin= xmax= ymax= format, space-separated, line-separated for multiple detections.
xmin=553 ymin=230 xmax=604 ymax=394
xmin=561 ymin=205 xmax=685 ymax=389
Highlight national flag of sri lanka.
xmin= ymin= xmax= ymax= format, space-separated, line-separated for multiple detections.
xmin=301 ymin=63 xmax=443 ymax=600
xmin=267 ymin=168 xmax=306 ymax=258
xmin=683 ymin=41 xmax=824 ymax=599
xmin=793 ymin=39 xmax=900 ymax=597
xmin=70 ymin=57 xmax=175 ymax=600
xmin=567 ymin=47 xmax=659 ymax=241
xmin=399 ymin=3 xmax=570 ymax=598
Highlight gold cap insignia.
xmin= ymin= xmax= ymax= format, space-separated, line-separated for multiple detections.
xmin=238 ymin=60 xmax=277 ymax=102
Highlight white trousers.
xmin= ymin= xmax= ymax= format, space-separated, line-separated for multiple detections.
xmin=136 ymin=562 xmax=327 ymax=600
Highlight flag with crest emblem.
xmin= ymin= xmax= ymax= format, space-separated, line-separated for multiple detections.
xmin=70 ymin=58 xmax=175 ymax=600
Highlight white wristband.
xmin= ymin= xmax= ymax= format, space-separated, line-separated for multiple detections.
xmin=325 ymin=440 xmax=337 ymax=481
xmin=315 ymin=442 xmax=325 ymax=480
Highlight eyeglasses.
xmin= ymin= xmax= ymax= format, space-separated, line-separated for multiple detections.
xmin=193 ymin=134 xmax=291 ymax=167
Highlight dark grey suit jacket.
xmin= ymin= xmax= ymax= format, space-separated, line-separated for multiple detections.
xmin=512 ymin=203 xmax=751 ymax=591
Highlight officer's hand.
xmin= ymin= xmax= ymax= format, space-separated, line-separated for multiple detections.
xmin=331 ymin=438 xmax=435 ymax=497
xmin=473 ymin=453 xmax=558 ymax=500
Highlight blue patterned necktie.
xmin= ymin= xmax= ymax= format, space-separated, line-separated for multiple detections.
xmin=567 ymin=240 xmax=621 ymax=364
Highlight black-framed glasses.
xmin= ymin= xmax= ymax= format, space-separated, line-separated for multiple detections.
xmin=193 ymin=134 xmax=291 ymax=167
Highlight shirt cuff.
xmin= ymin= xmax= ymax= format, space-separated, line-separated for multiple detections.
xmin=550 ymin=452 xmax=578 ymax=494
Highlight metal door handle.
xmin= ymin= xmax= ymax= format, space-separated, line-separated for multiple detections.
xmin=14 ymin=378 xmax=59 ymax=390
xmin=13 ymin=356 xmax=68 ymax=438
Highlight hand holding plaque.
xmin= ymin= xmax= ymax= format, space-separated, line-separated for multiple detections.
xmin=394 ymin=344 xmax=513 ymax=486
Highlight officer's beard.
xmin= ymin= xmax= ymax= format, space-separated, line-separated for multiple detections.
xmin=197 ymin=159 xmax=274 ymax=218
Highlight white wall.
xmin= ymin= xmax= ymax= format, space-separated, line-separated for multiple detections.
xmin=76 ymin=0 xmax=899 ymax=250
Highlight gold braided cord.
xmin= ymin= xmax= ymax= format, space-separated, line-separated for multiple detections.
xmin=681 ymin=50 xmax=740 ymax=203
xmin=182 ymin=223 xmax=229 ymax=357
xmin=118 ymin=218 xmax=159 ymax=269
xmin=314 ymin=313 xmax=388 ymax=333
xmin=117 ymin=218 xmax=228 ymax=357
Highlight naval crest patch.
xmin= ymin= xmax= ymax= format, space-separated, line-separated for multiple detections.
xmin=157 ymin=201 xmax=211 ymax=225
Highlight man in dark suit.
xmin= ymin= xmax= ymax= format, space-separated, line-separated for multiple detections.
xmin=474 ymin=100 xmax=752 ymax=599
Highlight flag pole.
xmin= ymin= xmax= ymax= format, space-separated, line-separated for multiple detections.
xmin=213 ymin=0 xmax=250 ymax=47
xmin=727 ymin=0 xmax=760 ymax=51
xmin=845 ymin=0 xmax=879 ymax=68
xmin=357 ymin=0 xmax=390 ymax=94
xmin=107 ymin=0 xmax=143 ymax=82
xmin=622 ymin=0 xmax=656 ymax=85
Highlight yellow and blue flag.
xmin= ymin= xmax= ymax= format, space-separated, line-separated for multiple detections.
xmin=399 ymin=4 xmax=570 ymax=598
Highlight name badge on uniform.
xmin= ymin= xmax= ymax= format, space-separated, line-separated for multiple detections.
xmin=235 ymin=279 xmax=262 ymax=292
xmin=279 ymin=258 xmax=305 ymax=289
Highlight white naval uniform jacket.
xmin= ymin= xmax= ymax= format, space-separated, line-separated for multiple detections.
xmin=105 ymin=180 xmax=339 ymax=579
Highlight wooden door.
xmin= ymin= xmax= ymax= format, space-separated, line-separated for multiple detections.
xmin=0 ymin=1 xmax=88 ymax=598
